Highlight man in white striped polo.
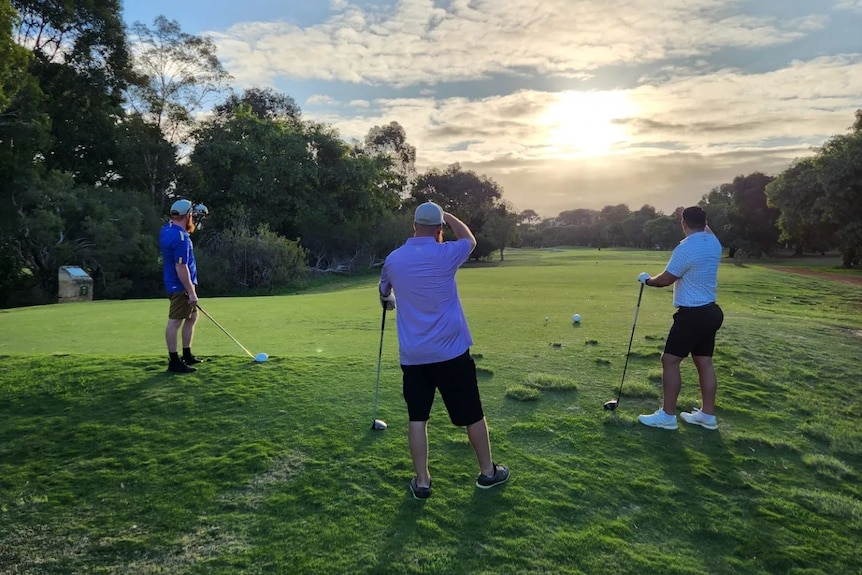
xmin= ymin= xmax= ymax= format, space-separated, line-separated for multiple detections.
xmin=636 ymin=206 xmax=725 ymax=431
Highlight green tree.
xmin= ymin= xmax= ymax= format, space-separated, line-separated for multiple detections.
xmin=13 ymin=0 xmax=132 ymax=184
xmin=126 ymin=16 xmax=231 ymax=210
xmin=765 ymin=157 xmax=832 ymax=255
xmin=813 ymin=119 xmax=862 ymax=267
xmin=0 ymin=0 xmax=29 ymax=112
xmin=413 ymin=164 xmax=503 ymax=234
xmin=484 ymin=202 xmax=519 ymax=261
xmin=359 ymin=121 xmax=417 ymax=198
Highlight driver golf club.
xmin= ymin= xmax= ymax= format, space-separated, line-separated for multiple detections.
xmin=371 ymin=307 xmax=388 ymax=431
xmin=196 ymin=304 xmax=268 ymax=363
xmin=604 ymin=282 xmax=645 ymax=411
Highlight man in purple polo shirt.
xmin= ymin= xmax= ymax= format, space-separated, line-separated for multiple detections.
xmin=636 ymin=206 xmax=724 ymax=431
xmin=379 ymin=201 xmax=509 ymax=500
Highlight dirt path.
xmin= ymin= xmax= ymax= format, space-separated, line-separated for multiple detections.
xmin=765 ymin=266 xmax=862 ymax=287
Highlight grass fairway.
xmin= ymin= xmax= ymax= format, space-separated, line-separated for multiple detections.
xmin=1 ymin=248 xmax=861 ymax=574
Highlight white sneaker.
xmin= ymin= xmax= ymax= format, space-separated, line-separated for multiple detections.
xmin=638 ymin=409 xmax=678 ymax=430
xmin=680 ymin=409 xmax=717 ymax=430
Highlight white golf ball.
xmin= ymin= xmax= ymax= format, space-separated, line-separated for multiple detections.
xmin=572 ymin=314 xmax=581 ymax=323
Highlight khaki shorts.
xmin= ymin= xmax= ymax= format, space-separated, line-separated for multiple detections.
xmin=168 ymin=292 xmax=196 ymax=320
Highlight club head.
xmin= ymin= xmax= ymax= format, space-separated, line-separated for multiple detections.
xmin=603 ymin=400 xmax=619 ymax=411
xmin=371 ymin=419 xmax=387 ymax=431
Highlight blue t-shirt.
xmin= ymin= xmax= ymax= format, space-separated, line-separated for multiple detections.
xmin=665 ymin=231 xmax=722 ymax=307
xmin=159 ymin=222 xmax=197 ymax=294
xmin=380 ymin=237 xmax=474 ymax=365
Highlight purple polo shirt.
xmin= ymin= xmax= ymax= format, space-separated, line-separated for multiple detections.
xmin=379 ymin=237 xmax=474 ymax=365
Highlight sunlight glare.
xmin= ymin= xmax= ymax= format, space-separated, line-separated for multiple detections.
xmin=541 ymin=90 xmax=638 ymax=157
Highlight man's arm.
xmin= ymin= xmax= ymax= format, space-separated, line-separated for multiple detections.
xmin=175 ymin=264 xmax=198 ymax=303
xmin=443 ymin=212 xmax=476 ymax=251
xmin=644 ymin=270 xmax=679 ymax=288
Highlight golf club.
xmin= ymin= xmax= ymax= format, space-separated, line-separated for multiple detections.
xmin=604 ymin=282 xmax=645 ymax=411
xmin=371 ymin=307 xmax=388 ymax=431
xmin=196 ymin=304 xmax=268 ymax=363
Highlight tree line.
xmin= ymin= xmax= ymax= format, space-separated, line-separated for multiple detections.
xmin=1 ymin=2 xmax=859 ymax=308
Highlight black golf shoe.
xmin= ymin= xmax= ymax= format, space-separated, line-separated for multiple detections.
xmin=476 ymin=463 xmax=509 ymax=489
xmin=168 ymin=361 xmax=197 ymax=374
xmin=183 ymin=355 xmax=206 ymax=365
xmin=410 ymin=477 xmax=432 ymax=500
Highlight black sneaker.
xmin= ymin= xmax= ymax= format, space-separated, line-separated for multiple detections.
xmin=168 ymin=361 xmax=197 ymax=374
xmin=476 ymin=463 xmax=509 ymax=489
xmin=183 ymin=356 xmax=206 ymax=365
xmin=409 ymin=477 xmax=432 ymax=500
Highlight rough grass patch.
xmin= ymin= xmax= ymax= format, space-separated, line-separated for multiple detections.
xmin=476 ymin=366 xmax=494 ymax=377
xmin=791 ymin=488 xmax=862 ymax=528
xmin=620 ymin=381 xmax=660 ymax=399
xmin=585 ymin=339 xmax=599 ymax=346
xmin=801 ymin=453 xmax=853 ymax=479
xmin=594 ymin=358 xmax=611 ymax=366
xmin=647 ymin=370 xmax=662 ymax=383
xmin=506 ymin=386 xmax=541 ymax=401
xmin=525 ymin=373 xmax=578 ymax=391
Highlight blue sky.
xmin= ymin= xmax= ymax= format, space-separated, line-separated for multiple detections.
xmin=122 ymin=0 xmax=862 ymax=217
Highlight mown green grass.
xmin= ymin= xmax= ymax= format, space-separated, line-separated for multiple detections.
xmin=1 ymin=248 xmax=860 ymax=574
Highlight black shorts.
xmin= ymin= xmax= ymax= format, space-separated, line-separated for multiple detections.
xmin=401 ymin=350 xmax=484 ymax=427
xmin=664 ymin=302 xmax=724 ymax=358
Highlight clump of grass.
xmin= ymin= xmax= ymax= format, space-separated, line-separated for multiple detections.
xmin=585 ymin=339 xmax=599 ymax=346
xmin=476 ymin=366 xmax=494 ymax=378
xmin=629 ymin=350 xmax=661 ymax=360
xmin=620 ymin=382 xmax=660 ymax=399
xmin=791 ymin=488 xmax=862 ymax=528
xmin=643 ymin=335 xmax=664 ymax=341
xmin=505 ymin=386 xmax=541 ymax=401
xmin=647 ymin=370 xmax=662 ymax=383
xmin=730 ymin=433 xmax=800 ymax=452
xmin=802 ymin=454 xmax=853 ymax=479
xmin=471 ymin=353 xmax=484 ymax=360
xmin=594 ymin=358 xmax=611 ymax=366
xmin=525 ymin=373 xmax=578 ymax=391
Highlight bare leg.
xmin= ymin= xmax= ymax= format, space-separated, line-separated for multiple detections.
xmin=165 ymin=319 xmax=183 ymax=353
xmin=466 ymin=417 xmax=494 ymax=477
xmin=691 ymin=355 xmax=717 ymax=415
xmin=181 ymin=312 xmax=198 ymax=348
xmin=661 ymin=352 xmax=684 ymax=415
xmin=408 ymin=420 xmax=430 ymax=487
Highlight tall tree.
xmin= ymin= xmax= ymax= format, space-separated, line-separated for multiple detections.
xmin=813 ymin=117 xmax=862 ymax=267
xmin=215 ymin=87 xmax=302 ymax=124
xmin=126 ymin=16 xmax=231 ymax=144
xmin=765 ymin=157 xmax=832 ymax=255
xmin=413 ymin=163 xmax=503 ymax=233
xmin=0 ymin=0 xmax=29 ymax=112
xmin=360 ymin=121 xmax=417 ymax=198
xmin=13 ymin=0 xmax=132 ymax=184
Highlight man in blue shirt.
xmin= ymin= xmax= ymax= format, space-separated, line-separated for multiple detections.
xmin=636 ymin=206 xmax=724 ymax=430
xmin=159 ymin=199 xmax=204 ymax=374
xmin=379 ymin=202 xmax=509 ymax=499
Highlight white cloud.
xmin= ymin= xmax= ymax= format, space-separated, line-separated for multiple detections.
xmin=211 ymin=0 xmax=828 ymax=88
xmin=311 ymin=54 xmax=862 ymax=215
xmin=836 ymin=0 xmax=862 ymax=12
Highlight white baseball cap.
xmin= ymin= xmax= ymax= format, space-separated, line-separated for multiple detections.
xmin=170 ymin=199 xmax=193 ymax=216
xmin=414 ymin=202 xmax=444 ymax=226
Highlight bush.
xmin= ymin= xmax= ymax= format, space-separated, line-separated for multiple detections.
xmin=198 ymin=225 xmax=307 ymax=294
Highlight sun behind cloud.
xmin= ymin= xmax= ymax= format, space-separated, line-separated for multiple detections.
xmin=541 ymin=90 xmax=639 ymax=157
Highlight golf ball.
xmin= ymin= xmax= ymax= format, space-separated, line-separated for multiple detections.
xmin=254 ymin=352 xmax=269 ymax=363
xmin=572 ymin=314 xmax=581 ymax=323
